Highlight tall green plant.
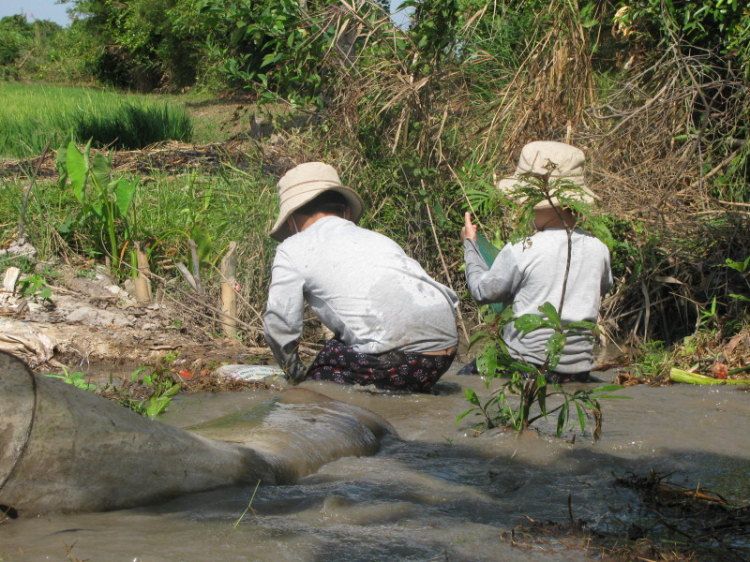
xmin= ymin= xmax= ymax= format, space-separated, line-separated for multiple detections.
xmin=56 ymin=139 xmax=139 ymax=274
xmin=459 ymin=305 xmax=627 ymax=440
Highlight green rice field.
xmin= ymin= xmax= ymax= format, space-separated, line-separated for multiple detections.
xmin=0 ymin=83 xmax=193 ymax=159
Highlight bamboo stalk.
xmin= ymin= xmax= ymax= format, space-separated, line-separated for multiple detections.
xmin=220 ymin=242 xmax=238 ymax=338
xmin=133 ymin=241 xmax=152 ymax=304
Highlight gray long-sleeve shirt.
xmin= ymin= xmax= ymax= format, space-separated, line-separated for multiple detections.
xmin=265 ymin=216 xmax=459 ymax=378
xmin=464 ymin=228 xmax=612 ymax=373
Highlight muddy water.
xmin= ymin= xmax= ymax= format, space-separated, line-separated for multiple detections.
xmin=1 ymin=366 xmax=749 ymax=562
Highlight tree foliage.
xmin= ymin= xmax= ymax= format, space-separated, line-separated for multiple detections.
xmin=2 ymin=0 xmax=750 ymax=346
xmin=0 ymin=15 xmax=63 ymax=78
xmin=68 ymin=0 xmax=204 ymax=90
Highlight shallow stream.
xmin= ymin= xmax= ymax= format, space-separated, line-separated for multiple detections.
xmin=1 ymin=366 xmax=749 ymax=561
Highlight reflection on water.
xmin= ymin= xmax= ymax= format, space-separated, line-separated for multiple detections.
xmin=1 ymin=367 xmax=749 ymax=561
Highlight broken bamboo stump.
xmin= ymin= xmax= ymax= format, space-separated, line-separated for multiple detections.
xmin=220 ymin=241 xmax=238 ymax=338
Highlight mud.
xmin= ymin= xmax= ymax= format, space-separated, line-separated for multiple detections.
xmin=1 ymin=366 xmax=748 ymax=562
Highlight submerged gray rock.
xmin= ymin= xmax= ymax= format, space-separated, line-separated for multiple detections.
xmin=0 ymin=351 xmax=394 ymax=516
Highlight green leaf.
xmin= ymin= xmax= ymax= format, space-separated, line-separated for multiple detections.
xmin=476 ymin=345 xmax=498 ymax=378
xmin=468 ymin=330 xmax=488 ymax=348
xmin=90 ymin=152 xmax=111 ymax=190
xmin=456 ymin=408 xmax=477 ymax=424
xmin=565 ymin=321 xmax=597 ymax=330
xmin=538 ymin=302 xmax=561 ymax=328
xmin=465 ymin=388 xmax=480 ymax=406
xmin=115 ymin=178 xmax=138 ymax=217
xmin=591 ymin=384 xmax=626 ymax=393
xmin=574 ymin=402 xmax=586 ymax=434
xmin=65 ymin=140 xmax=88 ymax=204
xmin=514 ymin=314 xmax=549 ymax=333
xmin=545 ymin=332 xmax=566 ymax=368
xmin=556 ymin=402 xmax=569 ymax=437
xmin=537 ymin=384 xmax=548 ymax=415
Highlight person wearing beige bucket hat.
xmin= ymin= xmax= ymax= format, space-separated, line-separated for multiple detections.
xmin=264 ymin=162 xmax=459 ymax=391
xmin=459 ymin=141 xmax=612 ymax=382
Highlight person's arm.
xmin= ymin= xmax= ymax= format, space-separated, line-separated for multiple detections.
xmin=263 ymin=249 xmax=308 ymax=384
xmin=601 ymin=248 xmax=613 ymax=296
xmin=462 ymin=212 xmax=521 ymax=305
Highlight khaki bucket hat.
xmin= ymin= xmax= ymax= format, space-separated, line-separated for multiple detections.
xmin=269 ymin=162 xmax=364 ymax=242
xmin=496 ymin=141 xmax=598 ymax=210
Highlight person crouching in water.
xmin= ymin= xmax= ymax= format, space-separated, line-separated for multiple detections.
xmin=460 ymin=141 xmax=612 ymax=383
xmin=264 ymin=162 xmax=459 ymax=392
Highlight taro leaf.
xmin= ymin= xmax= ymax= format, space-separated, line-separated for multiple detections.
xmin=115 ymin=178 xmax=138 ymax=218
xmin=91 ymin=152 xmax=111 ymax=191
xmin=65 ymin=140 xmax=88 ymax=205
xmin=56 ymin=142 xmax=69 ymax=185
xmin=190 ymin=224 xmax=213 ymax=261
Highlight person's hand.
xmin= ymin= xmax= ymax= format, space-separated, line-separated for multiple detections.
xmin=284 ymin=356 xmax=308 ymax=385
xmin=460 ymin=211 xmax=477 ymax=242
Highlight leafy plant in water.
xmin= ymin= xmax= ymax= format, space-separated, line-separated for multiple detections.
xmin=115 ymin=353 xmax=181 ymax=418
xmin=129 ymin=365 xmax=180 ymax=419
xmin=41 ymin=366 xmax=97 ymax=392
xmin=458 ymin=167 xmax=626 ymax=440
xmin=458 ymin=305 xmax=627 ymax=441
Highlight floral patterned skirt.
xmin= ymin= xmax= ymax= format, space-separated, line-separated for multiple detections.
xmin=306 ymin=338 xmax=455 ymax=392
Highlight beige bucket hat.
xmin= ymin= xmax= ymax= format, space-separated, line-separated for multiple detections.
xmin=496 ymin=141 xmax=598 ymax=210
xmin=270 ymin=162 xmax=364 ymax=241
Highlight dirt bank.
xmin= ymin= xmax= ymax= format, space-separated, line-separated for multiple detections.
xmin=0 ymin=261 xmax=272 ymax=378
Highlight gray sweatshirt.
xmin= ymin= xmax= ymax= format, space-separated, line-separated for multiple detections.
xmin=464 ymin=228 xmax=612 ymax=373
xmin=265 ymin=216 xmax=459 ymax=377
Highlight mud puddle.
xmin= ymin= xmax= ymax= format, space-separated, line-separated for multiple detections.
xmin=1 ymin=367 xmax=748 ymax=562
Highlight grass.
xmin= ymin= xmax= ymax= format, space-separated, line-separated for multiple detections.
xmin=0 ymin=155 xmax=279 ymax=344
xmin=0 ymin=83 xmax=193 ymax=159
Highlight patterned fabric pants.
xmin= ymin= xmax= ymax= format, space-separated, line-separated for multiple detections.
xmin=305 ymin=338 xmax=455 ymax=392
